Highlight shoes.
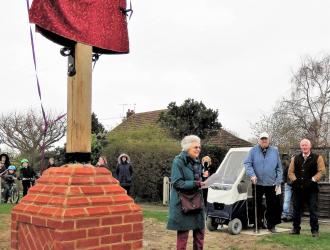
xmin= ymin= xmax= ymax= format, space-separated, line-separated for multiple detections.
xmin=312 ymin=232 xmax=319 ymax=237
xmin=282 ymin=216 xmax=293 ymax=222
xmin=286 ymin=217 xmax=293 ymax=222
xmin=290 ymin=229 xmax=300 ymax=235
xmin=268 ymin=227 xmax=277 ymax=233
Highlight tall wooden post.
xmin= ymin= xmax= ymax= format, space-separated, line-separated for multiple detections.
xmin=66 ymin=43 xmax=92 ymax=162
xmin=12 ymin=43 xmax=143 ymax=250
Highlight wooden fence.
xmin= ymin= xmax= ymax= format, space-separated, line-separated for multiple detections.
xmin=319 ymin=183 xmax=330 ymax=218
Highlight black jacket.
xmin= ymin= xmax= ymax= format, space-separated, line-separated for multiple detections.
xmin=282 ymin=159 xmax=291 ymax=185
xmin=20 ymin=166 xmax=36 ymax=180
xmin=293 ymin=153 xmax=319 ymax=192
xmin=116 ymin=162 xmax=133 ymax=186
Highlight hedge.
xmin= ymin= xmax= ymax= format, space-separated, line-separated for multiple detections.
xmin=103 ymin=125 xmax=228 ymax=202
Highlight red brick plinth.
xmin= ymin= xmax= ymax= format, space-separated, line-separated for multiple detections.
xmin=11 ymin=164 xmax=143 ymax=250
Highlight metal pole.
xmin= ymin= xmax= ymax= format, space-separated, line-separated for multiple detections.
xmin=254 ymin=184 xmax=259 ymax=233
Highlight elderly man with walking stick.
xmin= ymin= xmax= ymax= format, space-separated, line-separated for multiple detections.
xmin=288 ymin=139 xmax=326 ymax=237
xmin=244 ymin=132 xmax=283 ymax=233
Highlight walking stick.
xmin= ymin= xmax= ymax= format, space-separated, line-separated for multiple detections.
xmin=254 ymin=183 xmax=259 ymax=233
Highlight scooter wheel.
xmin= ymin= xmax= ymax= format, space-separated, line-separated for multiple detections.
xmin=206 ymin=217 xmax=218 ymax=231
xmin=228 ymin=218 xmax=242 ymax=235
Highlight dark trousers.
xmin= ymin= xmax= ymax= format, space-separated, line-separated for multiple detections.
xmin=202 ymin=188 xmax=208 ymax=207
xmin=292 ymin=189 xmax=319 ymax=233
xmin=3 ymin=183 xmax=11 ymax=202
xmin=22 ymin=180 xmax=31 ymax=196
xmin=177 ymin=229 xmax=205 ymax=250
xmin=254 ymin=185 xmax=278 ymax=229
xmin=122 ymin=185 xmax=131 ymax=195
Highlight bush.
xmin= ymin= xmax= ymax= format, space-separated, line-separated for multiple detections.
xmin=103 ymin=125 xmax=229 ymax=202
xmin=103 ymin=125 xmax=180 ymax=201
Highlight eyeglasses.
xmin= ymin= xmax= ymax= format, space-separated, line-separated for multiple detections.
xmin=193 ymin=146 xmax=201 ymax=150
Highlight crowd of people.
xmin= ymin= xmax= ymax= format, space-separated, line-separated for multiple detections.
xmin=0 ymin=153 xmax=135 ymax=203
xmin=0 ymin=155 xmax=37 ymax=203
xmin=0 ymin=132 xmax=326 ymax=250
xmin=167 ymin=133 xmax=325 ymax=250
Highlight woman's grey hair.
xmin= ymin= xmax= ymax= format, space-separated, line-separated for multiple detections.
xmin=181 ymin=135 xmax=201 ymax=151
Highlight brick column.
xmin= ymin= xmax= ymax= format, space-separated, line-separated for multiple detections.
xmin=11 ymin=165 xmax=143 ymax=250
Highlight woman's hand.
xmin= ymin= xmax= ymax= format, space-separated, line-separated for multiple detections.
xmin=195 ymin=181 xmax=206 ymax=188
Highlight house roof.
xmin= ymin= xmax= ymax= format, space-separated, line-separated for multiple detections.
xmin=113 ymin=109 xmax=252 ymax=148
xmin=114 ymin=110 xmax=166 ymax=131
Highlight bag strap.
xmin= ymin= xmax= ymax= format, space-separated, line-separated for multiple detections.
xmin=178 ymin=165 xmax=185 ymax=181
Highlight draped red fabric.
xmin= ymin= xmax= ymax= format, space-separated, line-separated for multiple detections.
xmin=29 ymin=0 xmax=129 ymax=54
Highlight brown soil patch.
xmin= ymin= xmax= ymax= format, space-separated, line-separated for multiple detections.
xmin=143 ymin=218 xmax=291 ymax=250
xmin=0 ymin=213 xmax=293 ymax=250
xmin=0 ymin=214 xmax=10 ymax=250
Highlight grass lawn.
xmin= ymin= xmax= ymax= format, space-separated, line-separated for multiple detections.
xmin=261 ymin=233 xmax=330 ymax=250
xmin=141 ymin=204 xmax=330 ymax=250
xmin=1 ymin=202 xmax=330 ymax=250
xmin=143 ymin=209 xmax=168 ymax=223
xmin=260 ymin=227 xmax=330 ymax=250
xmin=0 ymin=204 xmax=14 ymax=214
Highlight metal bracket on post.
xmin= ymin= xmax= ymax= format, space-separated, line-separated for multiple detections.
xmin=60 ymin=47 xmax=76 ymax=76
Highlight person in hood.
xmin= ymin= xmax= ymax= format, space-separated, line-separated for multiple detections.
xmin=0 ymin=153 xmax=11 ymax=169
xmin=116 ymin=154 xmax=133 ymax=195
xmin=19 ymin=159 xmax=37 ymax=196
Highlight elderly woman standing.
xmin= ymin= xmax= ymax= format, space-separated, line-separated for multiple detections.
xmin=167 ymin=135 xmax=205 ymax=250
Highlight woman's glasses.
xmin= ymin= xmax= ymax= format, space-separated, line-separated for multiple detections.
xmin=193 ymin=146 xmax=201 ymax=150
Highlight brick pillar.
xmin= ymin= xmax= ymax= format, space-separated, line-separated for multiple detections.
xmin=11 ymin=165 xmax=143 ymax=250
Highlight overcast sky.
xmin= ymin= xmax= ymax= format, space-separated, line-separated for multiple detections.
xmin=1 ymin=1 xmax=330 ymax=141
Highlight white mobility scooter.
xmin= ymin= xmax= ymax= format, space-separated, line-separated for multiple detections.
xmin=206 ymin=147 xmax=267 ymax=235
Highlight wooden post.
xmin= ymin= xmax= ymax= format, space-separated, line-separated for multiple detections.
xmin=66 ymin=43 xmax=92 ymax=160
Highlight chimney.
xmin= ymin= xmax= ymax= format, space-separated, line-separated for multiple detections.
xmin=126 ymin=109 xmax=135 ymax=118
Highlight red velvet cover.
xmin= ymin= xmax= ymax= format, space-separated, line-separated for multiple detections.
xmin=29 ymin=0 xmax=129 ymax=54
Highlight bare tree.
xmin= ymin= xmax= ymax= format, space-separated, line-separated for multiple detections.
xmin=0 ymin=109 xmax=66 ymax=156
xmin=250 ymin=104 xmax=301 ymax=151
xmin=283 ymin=55 xmax=330 ymax=147
xmin=251 ymin=54 xmax=330 ymax=149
